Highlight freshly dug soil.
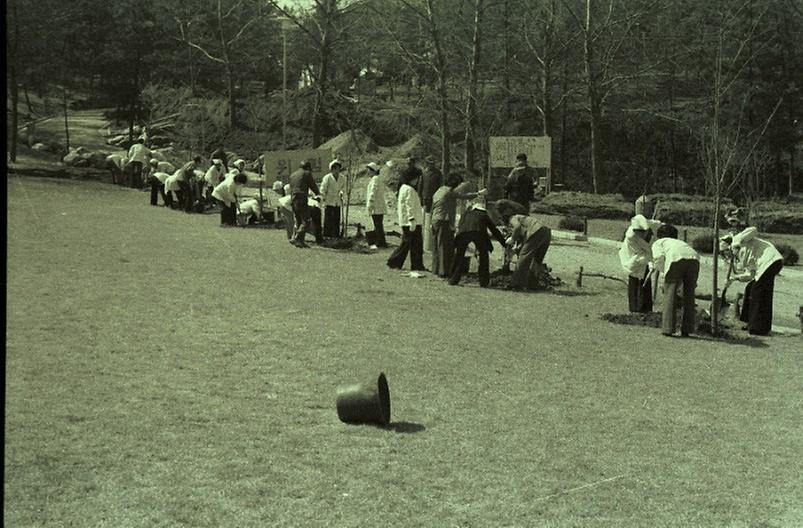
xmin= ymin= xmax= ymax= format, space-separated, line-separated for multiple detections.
xmin=600 ymin=311 xmax=745 ymax=340
xmin=318 ymin=238 xmax=374 ymax=254
xmin=461 ymin=265 xmax=562 ymax=291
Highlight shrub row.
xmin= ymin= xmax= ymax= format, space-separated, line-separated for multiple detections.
xmin=653 ymin=199 xmax=735 ymax=228
xmin=750 ymin=211 xmax=803 ymax=235
xmin=558 ymin=216 xmax=586 ymax=232
xmin=531 ymin=192 xmax=633 ymax=220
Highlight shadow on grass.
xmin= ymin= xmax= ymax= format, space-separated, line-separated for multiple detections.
xmin=385 ymin=421 xmax=426 ymax=434
xmin=550 ymin=289 xmax=600 ymax=297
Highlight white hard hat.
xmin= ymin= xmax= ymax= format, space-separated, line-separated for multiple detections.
xmin=212 ymin=158 xmax=223 ymax=165
xmin=366 ymin=162 xmax=381 ymax=173
xmin=329 ymin=159 xmax=343 ymax=170
xmin=234 ymin=159 xmax=245 ymax=168
xmin=272 ymin=181 xmax=283 ymax=191
xmin=149 ymin=158 xmax=158 ymax=165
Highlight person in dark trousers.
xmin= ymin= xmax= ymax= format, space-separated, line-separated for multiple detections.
xmin=386 ymin=168 xmax=426 ymax=271
xmin=651 ymin=224 xmax=700 ymax=337
xmin=320 ymin=159 xmax=345 ymax=238
xmin=288 ymin=161 xmax=321 ymax=248
xmin=418 ymin=155 xmax=443 ymax=252
xmin=430 ymin=174 xmax=485 ymax=277
xmin=212 ymin=172 xmax=248 ymax=226
xmin=127 ymin=138 xmax=151 ymax=189
xmin=364 ymin=162 xmax=387 ymax=248
xmin=448 ymin=201 xmax=507 ymax=287
xmin=149 ymin=170 xmax=169 ymax=206
xmin=175 ymin=156 xmax=201 ymax=213
xmin=506 ymin=214 xmax=552 ymax=290
xmin=619 ymin=214 xmax=662 ymax=312
xmin=503 ymin=153 xmax=537 ymax=211
xmin=724 ymin=222 xmax=784 ymax=336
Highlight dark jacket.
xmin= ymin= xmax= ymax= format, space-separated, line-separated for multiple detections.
xmin=289 ymin=168 xmax=320 ymax=197
xmin=504 ymin=165 xmax=536 ymax=206
xmin=455 ymin=207 xmax=507 ymax=252
xmin=417 ymin=166 xmax=443 ymax=211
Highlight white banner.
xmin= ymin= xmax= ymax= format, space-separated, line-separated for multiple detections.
xmin=262 ymin=148 xmax=333 ymax=185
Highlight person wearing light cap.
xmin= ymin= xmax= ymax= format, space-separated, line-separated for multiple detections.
xmin=127 ymin=138 xmax=152 ymax=188
xmin=229 ymin=158 xmax=246 ymax=176
xmin=651 ymin=223 xmax=700 ymax=337
xmin=721 ymin=210 xmax=784 ymax=335
xmin=205 ymin=159 xmax=226 ymax=204
xmin=147 ymin=159 xmax=169 ymax=206
xmin=321 ymin=159 xmax=346 ymax=238
xmin=105 ymin=153 xmax=128 ymax=185
xmin=506 ymin=213 xmax=552 ymax=290
xmin=365 ymin=162 xmax=387 ymax=248
xmin=619 ymin=214 xmax=662 ymax=312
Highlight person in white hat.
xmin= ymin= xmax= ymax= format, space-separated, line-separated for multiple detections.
xmin=364 ymin=162 xmax=387 ymax=248
xmin=387 ymin=167 xmax=426 ymax=271
xmin=146 ymin=159 xmax=168 ymax=206
xmin=204 ymin=159 xmax=226 ymax=204
xmin=105 ymin=153 xmax=128 ymax=185
xmin=212 ymin=172 xmax=248 ymax=226
xmin=721 ymin=218 xmax=784 ymax=336
xmin=321 ymin=159 xmax=345 ymax=238
xmin=619 ymin=214 xmax=662 ymax=312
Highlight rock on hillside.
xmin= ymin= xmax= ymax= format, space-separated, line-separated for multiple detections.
xmin=320 ymin=129 xmax=378 ymax=159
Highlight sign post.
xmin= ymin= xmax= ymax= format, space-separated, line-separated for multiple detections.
xmin=488 ymin=136 xmax=552 ymax=198
xmin=262 ymin=148 xmax=333 ymax=187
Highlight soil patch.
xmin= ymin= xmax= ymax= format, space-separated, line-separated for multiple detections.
xmin=317 ymin=237 xmax=374 ymax=254
xmin=600 ymin=311 xmax=764 ymax=344
xmin=461 ymin=266 xmax=563 ymax=291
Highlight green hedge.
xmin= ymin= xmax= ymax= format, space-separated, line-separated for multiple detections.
xmin=750 ymin=210 xmax=803 ymax=235
xmin=531 ymin=192 xmax=633 ymax=220
xmin=558 ymin=216 xmax=586 ymax=232
xmin=653 ymin=198 xmax=735 ymax=228
xmin=691 ymin=235 xmax=798 ymax=266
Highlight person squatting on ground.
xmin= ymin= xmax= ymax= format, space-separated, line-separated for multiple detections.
xmin=503 ymin=153 xmax=537 ymax=211
xmin=506 ymin=214 xmax=552 ymax=290
xmin=321 ymin=159 xmax=345 ymax=239
xmin=448 ymin=200 xmax=507 ymax=287
xmin=386 ymin=167 xmax=426 ymax=271
xmin=651 ymin=224 xmax=700 ymax=337
xmin=418 ymin=155 xmax=443 ymax=253
xmin=205 ymin=159 xmax=226 ymax=204
xmin=364 ymin=162 xmax=387 ymax=249
xmin=173 ymin=156 xmax=202 ymax=213
xmin=237 ymin=197 xmax=267 ymax=225
xmin=288 ymin=161 xmax=321 ymax=248
xmin=430 ymin=174 xmax=485 ymax=277
xmin=619 ymin=214 xmax=662 ymax=312
xmin=720 ymin=210 xmax=784 ymax=336
xmin=212 ymin=171 xmax=248 ymax=226
xmin=105 ymin=153 xmax=127 ymax=185
xmin=127 ymin=138 xmax=152 ymax=188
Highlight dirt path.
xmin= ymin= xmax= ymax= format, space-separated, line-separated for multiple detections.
xmin=36 ymin=108 xmax=117 ymax=152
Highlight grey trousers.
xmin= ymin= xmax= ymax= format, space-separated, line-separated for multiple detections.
xmin=661 ymin=258 xmax=700 ymax=335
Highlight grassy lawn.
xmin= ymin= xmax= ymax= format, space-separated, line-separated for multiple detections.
xmin=5 ymin=177 xmax=803 ymax=527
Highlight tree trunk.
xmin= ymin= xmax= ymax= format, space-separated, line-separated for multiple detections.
xmin=227 ymin=65 xmax=237 ymax=129
xmin=790 ymin=146 xmax=796 ymax=196
xmin=589 ymin=99 xmax=602 ymax=194
xmin=502 ymin=0 xmax=511 ymax=118
xmin=63 ymin=84 xmax=71 ymax=151
xmin=427 ymin=0 xmax=450 ymax=178
xmin=464 ymin=0 xmax=483 ymax=174
xmin=583 ymin=0 xmax=602 ymax=193
xmin=8 ymin=0 xmax=19 ymax=162
xmin=23 ymin=84 xmax=33 ymax=116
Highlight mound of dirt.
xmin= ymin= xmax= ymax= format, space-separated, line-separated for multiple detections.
xmin=461 ymin=265 xmax=562 ymax=291
xmin=318 ymin=237 xmax=373 ymax=254
xmin=320 ymin=129 xmax=378 ymax=159
xmin=600 ymin=311 xmax=746 ymax=340
xmin=390 ymin=133 xmax=438 ymax=160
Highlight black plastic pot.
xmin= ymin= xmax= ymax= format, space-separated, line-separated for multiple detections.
xmin=336 ymin=373 xmax=391 ymax=426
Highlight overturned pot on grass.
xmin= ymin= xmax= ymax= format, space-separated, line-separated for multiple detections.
xmin=336 ymin=373 xmax=391 ymax=426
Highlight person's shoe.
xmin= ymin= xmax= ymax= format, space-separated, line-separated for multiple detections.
xmin=387 ymin=263 xmax=402 ymax=270
xmin=369 ymin=244 xmax=378 ymax=250
xmin=412 ymin=267 xmax=430 ymax=273
xmin=661 ymin=332 xmax=675 ymax=337
xmin=680 ymin=332 xmax=690 ymax=338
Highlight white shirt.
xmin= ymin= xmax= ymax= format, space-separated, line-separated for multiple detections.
xmin=397 ymin=184 xmax=424 ymax=229
xmin=106 ymin=154 xmax=127 ymax=170
xmin=153 ymin=171 xmax=170 ymax=184
xmin=732 ymin=227 xmax=783 ymax=281
xmin=212 ymin=176 xmax=243 ymax=206
xmin=205 ymin=165 xmax=225 ymax=186
xmin=239 ymin=198 xmax=263 ymax=218
xmin=164 ymin=173 xmax=181 ymax=192
xmin=320 ymin=172 xmax=345 ymax=206
xmin=127 ymin=143 xmax=151 ymax=164
xmin=651 ymin=238 xmax=699 ymax=277
xmin=278 ymin=194 xmax=293 ymax=212
xmin=618 ymin=220 xmax=661 ymax=278
xmin=366 ymin=174 xmax=386 ymax=215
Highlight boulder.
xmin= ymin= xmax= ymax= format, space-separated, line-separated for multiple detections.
xmin=149 ymin=135 xmax=172 ymax=148
xmin=320 ymin=129 xmax=378 ymax=159
xmin=31 ymin=143 xmax=47 ymax=151
xmin=87 ymin=152 xmax=108 ymax=170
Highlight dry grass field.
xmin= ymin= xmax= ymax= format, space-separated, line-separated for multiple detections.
xmin=5 ymin=177 xmax=802 ymax=527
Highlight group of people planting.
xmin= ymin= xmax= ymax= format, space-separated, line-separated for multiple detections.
xmin=125 ymin=140 xmax=784 ymax=337
xmin=620 ymin=208 xmax=785 ymax=336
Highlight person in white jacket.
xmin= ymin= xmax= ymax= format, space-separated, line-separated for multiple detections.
xmin=619 ymin=214 xmax=662 ymax=312
xmin=651 ymin=224 xmax=700 ymax=337
xmin=212 ymin=172 xmax=248 ymax=226
xmin=723 ymin=225 xmax=784 ymax=335
xmin=364 ymin=162 xmax=387 ymax=248
xmin=204 ymin=159 xmax=226 ymax=204
xmin=320 ymin=159 xmax=346 ymax=238
xmin=127 ymin=138 xmax=151 ymax=188
xmin=386 ymin=167 xmax=425 ymax=271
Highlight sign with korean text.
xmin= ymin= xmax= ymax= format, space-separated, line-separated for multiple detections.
xmin=262 ymin=148 xmax=333 ymax=185
xmin=489 ymin=136 xmax=551 ymax=169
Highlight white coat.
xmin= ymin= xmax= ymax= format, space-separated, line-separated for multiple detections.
xmin=212 ymin=176 xmax=243 ymax=206
xmin=164 ymin=173 xmax=181 ymax=192
xmin=618 ymin=220 xmax=661 ymax=278
xmin=205 ymin=165 xmax=225 ymax=187
xmin=127 ymin=143 xmax=151 ymax=164
xmin=397 ymin=184 xmax=424 ymax=229
xmin=366 ymin=174 xmax=386 ymax=215
xmin=732 ymin=227 xmax=783 ymax=281
xmin=320 ymin=172 xmax=345 ymax=206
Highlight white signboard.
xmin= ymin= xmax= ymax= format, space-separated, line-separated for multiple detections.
xmin=262 ymin=148 xmax=333 ymax=185
xmin=489 ymin=136 xmax=551 ymax=169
